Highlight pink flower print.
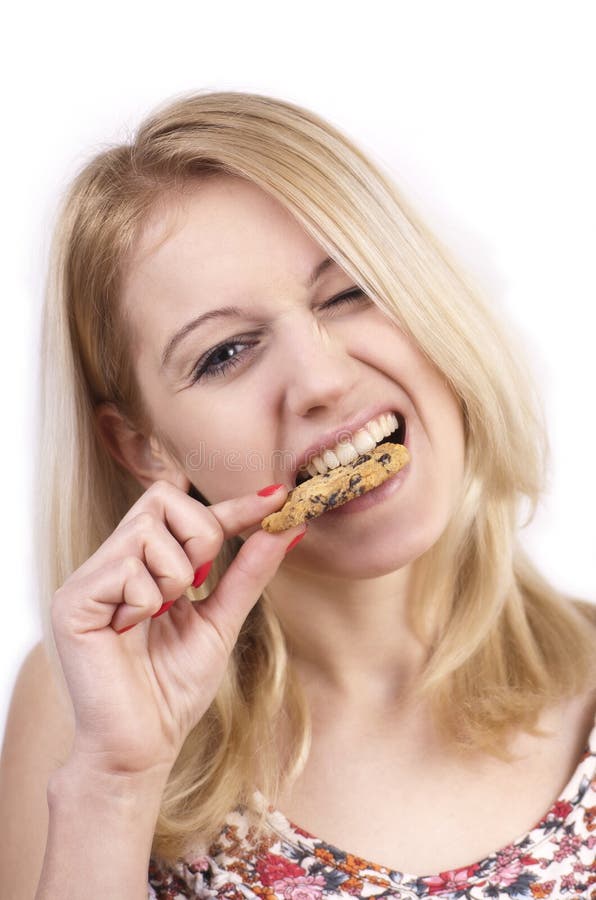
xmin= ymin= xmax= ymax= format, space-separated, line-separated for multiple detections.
xmin=272 ymin=874 xmax=326 ymax=900
xmin=553 ymin=834 xmax=582 ymax=863
xmin=257 ymin=854 xmax=305 ymax=886
xmin=561 ymin=872 xmax=576 ymax=891
xmin=490 ymin=855 xmax=523 ymax=887
xmin=423 ymin=863 xmax=481 ymax=894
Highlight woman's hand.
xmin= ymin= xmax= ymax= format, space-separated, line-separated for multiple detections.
xmin=50 ymin=480 xmax=304 ymax=781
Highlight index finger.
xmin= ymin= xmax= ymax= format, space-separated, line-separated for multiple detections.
xmin=65 ymin=480 xmax=292 ymax=594
xmin=117 ymin=479 xmax=291 ymax=563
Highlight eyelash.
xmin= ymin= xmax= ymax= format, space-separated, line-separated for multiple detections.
xmin=190 ymin=288 xmax=369 ymax=384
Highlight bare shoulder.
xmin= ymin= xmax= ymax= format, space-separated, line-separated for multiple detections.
xmin=0 ymin=641 xmax=74 ymax=900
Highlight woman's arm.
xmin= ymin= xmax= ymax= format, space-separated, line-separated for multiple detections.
xmin=0 ymin=642 xmax=74 ymax=900
xmin=0 ymin=644 xmax=168 ymax=900
xmin=6 ymin=482 xmax=301 ymax=899
xmin=38 ymin=760 xmax=168 ymax=900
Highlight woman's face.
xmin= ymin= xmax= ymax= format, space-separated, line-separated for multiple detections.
xmin=120 ymin=176 xmax=466 ymax=578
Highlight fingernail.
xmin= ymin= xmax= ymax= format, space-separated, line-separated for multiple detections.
xmin=285 ymin=530 xmax=307 ymax=554
xmin=192 ymin=560 xmax=213 ymax=588
xmin=151 ymin=599 xmax=176 ymax=619
xmin=116 ymin=623 xmax=136 ymax=634
xmin=257 ymin=483 xmax=284 ymax=497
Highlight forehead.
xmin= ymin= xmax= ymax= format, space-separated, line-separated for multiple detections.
xmin=118 ymin=176 xmax=339 ymax=365
xmin=123 ymin=176 xmax=323 ymax=300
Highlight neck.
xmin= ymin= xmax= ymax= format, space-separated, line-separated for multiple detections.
xmin=265 ymin=562 xmax=431 ymax=714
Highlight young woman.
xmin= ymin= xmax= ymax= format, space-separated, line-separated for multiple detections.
xmin=2 ymin=91 xmax=595 ymax=899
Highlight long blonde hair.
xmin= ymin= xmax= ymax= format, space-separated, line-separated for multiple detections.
xmin=36 ymin=89 xmax=596 ymax=863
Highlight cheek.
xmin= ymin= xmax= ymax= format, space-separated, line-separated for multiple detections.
xmin=184 ymin=415 xmax=280 ymax=501
xmin=431 ymin=383 xmax=466 ymax=477
xmin=347 ymin=315 xmax=427 ymax=379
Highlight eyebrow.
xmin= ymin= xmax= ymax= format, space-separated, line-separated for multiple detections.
xmin=160 ymin=255 xmax=338 ymax=371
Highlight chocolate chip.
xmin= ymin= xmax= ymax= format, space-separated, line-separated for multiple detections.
xmin=379 ymin=453 xmax=391 ymax=464
xmin=349 ymin=474 xmax=362 ymax=488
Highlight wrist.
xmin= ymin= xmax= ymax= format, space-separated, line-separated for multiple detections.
xmin=38 ymin=756 xmax=168 ymax=899
xmin=48 ymin=755 xmax=171 ymax=814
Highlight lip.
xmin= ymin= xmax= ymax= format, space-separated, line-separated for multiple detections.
xmin=317 ymin=456 xmax=410 ymax=519
xmin=289 ymin=403 xmax=408 ymax=485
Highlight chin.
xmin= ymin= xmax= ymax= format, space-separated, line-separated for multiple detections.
xmin=304 ymin=518 xmax=448 ymax=580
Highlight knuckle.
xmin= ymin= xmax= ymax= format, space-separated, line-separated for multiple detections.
xmin=147 ymin=479 xmax=174 ymax=499
xmin=132 ymin=510 xmax=159 ymax=536
xmin=120 ymin=555 xmax=145 ymax=580
xmin=201 ymin=516 xmax=224 ymax=549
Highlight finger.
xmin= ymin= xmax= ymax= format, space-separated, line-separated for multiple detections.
xmin=114 ymin=513 xmax=196 ymax=601
xmin=197 ymin=485 xmax=291 ymax=541
xmin=52 ymin=556 xmax=165 ymax=636
xmin=71 ymin=513 xmax=195 ymax=601
xmin=194 ymin=523 xmax=307 ymax=656
xmin=116 ymin=480 xmax=290 ymax=544
xmin=80 ymin=480 xmax=291 ymax=581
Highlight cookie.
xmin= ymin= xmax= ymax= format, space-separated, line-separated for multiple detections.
xmin=261 ymin=442 xmax=410 ymax=532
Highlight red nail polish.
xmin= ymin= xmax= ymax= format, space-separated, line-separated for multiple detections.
xmin=151 ymin=599 xmax=176 ymax=619
xmin=116 ymin=623 xmax=136 ymax=634
xmin=285 ymin=530 xmax=307 ymax=554
xmin=257 ymin=483 xmax=284 ymax=497
xmin=192 ymin=560 xmax=213 ymax=588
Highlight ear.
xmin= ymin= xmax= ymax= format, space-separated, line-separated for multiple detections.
xmin=94 ymin=402 xmax=190 ymax=493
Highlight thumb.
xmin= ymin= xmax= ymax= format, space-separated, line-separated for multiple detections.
xmin=193 ymin=524 xmax=307 ymax=654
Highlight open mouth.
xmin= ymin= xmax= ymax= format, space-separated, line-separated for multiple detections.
xmin=294 ymin=411 xmax=407 ymax=487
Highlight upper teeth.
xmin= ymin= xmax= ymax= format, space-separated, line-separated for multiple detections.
xmin=298 ymin=412 xmax=400 ymax=479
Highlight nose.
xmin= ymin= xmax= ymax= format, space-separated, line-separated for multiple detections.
xmin=279 ymin=315 xmax=358 ymax=417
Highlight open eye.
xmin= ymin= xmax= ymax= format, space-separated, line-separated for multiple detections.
xmin=190 ymin=335 xmax=261 ymax=384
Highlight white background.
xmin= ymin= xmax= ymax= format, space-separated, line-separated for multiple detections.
xmin=1 ymin=1 xmax=595 ymax=744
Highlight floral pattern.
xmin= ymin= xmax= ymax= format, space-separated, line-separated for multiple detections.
xmin=149 ymin=714 xmax=596 ymax=899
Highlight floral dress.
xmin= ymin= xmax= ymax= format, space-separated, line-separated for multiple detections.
xmin=149 ymin=713 xmax=596 ymax=899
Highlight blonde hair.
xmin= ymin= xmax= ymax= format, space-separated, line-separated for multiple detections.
xmin=36 ymin=90 xmax=596 ymax=863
